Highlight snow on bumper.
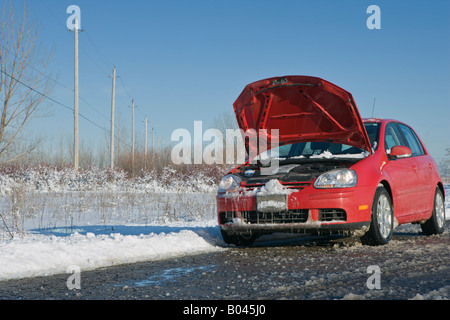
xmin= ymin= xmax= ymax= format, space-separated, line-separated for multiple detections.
xmin=217 ymin=186 xmax=374 ymax=236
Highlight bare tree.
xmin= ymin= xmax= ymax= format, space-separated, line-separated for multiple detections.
xmin=0 ymin=2 xmax=53 ymax=163
xmin=438 ymin=147 xmax=450 ymax=181
xmin=211 ymin=110 xmax=242 ymax=165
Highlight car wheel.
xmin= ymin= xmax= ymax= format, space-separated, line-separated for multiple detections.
xmin=220 ymin=230 xmax=257 ymax=246
xmin=361 ymin=186 xmax=394 ymax=246
xmin=421 ymin=187 xmax=446 ymax=235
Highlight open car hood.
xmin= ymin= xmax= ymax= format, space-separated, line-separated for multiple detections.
xmin=233 ymin=75 xmax=372 ymax=154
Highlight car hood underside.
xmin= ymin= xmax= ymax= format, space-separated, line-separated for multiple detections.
xmin=233 ymin=75 xmax=372 ymax=154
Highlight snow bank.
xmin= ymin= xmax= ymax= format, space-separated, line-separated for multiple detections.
xmin=0 ymin=221 xmax=225 ymax=281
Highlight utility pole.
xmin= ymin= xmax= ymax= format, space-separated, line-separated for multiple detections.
xmin=131 ymin=99 xmax=135 ymax=175
xmin=144 ymin=116 xmax=148 ymax=171
xmin=117 ymin=117 xmax=121 ymax=166
xmin=152 ymin=127 xmax=155 ymax=163
xmin=162 ymin=139 xmax=165 ymax=166
xmin=73 ymin=17 xmax=79 ymax=173
xmin=110 ymin=67 xmax=116 ymax=169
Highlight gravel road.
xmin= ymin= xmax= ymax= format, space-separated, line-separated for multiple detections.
xmin=0 ymin=224 xmax=448 ymax=301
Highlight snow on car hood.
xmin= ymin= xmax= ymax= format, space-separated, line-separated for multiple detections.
xmin=233 ymin=75 xmax=372 ymax=153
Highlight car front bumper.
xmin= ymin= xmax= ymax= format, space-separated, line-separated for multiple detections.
xmin=217 ymin=185 xmax=375 ymax=236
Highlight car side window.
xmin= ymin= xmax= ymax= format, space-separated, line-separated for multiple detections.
xmin=384 ymin=123 xmax=404 ymax=153
xmin=398 ymin=124 xmax=424 ymax=156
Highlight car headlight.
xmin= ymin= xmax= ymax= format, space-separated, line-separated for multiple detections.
xmin=313 ymin=169 xmax=357 ymax=189
xmin=218 ymin=174 xmax=242 ymax=193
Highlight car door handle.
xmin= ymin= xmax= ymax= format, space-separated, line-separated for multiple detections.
xmin=412 ymin=165 xmax=417 ymax=172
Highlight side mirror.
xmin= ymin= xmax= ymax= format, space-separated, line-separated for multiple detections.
xmin=389 ymin=145 xmax=412 ymax=159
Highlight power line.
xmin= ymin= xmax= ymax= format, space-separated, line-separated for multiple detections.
xmin=1 ymin=68 xmax=107 ymax=134
xmin=38 ymin=0 xmax=137 ymax=96
xmin=84 ymin=31 xmax=115 ymax=71
xmin=32 ymin=1 xmax=145 ymax=149
xmin=118 ymin=76 xmax=133 ymax=100
xmin=0 ymin=42 xmax=110 ymax=123
xmin=1 ymin=67 xmax=134 ymax=150
xmin=80 ymin=42 xmax=109 ymax=76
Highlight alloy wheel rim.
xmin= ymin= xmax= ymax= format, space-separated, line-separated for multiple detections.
xmin=377 ymin=194 xmax=392 ymax=239
xmin=435 ymin=192 xmax=445 ymax=229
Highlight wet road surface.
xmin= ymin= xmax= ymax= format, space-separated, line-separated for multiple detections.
xmin=0 ymin=225 xmax=448 ymax=301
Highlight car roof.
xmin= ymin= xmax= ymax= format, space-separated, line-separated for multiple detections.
xmin=363 ymin=118 xmax=404 ymax=125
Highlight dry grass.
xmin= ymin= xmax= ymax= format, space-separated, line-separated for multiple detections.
xmin=0 ymin=164 xmax=221 ymax=239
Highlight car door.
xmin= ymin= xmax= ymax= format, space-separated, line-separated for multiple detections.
xmin=397 ymin=123 xmax=432 ymax=213
xmin=382 ymin=122 xmax=421 ymax=216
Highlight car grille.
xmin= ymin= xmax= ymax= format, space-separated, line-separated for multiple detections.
xmin=242 ymin=181 xmax=311 ymax=191
xmin=220 ymin=210 xmax=309 ymax=225
xmin=318 ymin=209 xmax=347 ymax=221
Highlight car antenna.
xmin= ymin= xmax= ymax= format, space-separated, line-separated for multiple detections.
xmin=371 ymin=98 xmax=376 ymax=118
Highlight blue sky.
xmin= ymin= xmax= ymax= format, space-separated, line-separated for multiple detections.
xmin=13 ymin=0 xmax=450 ymax=161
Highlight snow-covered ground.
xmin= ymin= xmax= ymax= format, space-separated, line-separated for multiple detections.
xmin=0 ymin=167 xmax=226 ymax=281
xmin=0 ymin=221 xmax=224 ymax=281
xmin=0 ymin=167 xmax=449 ymax=283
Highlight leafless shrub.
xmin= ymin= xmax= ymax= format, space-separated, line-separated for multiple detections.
xmin=0 ymin=2 xmax=54 ymax=163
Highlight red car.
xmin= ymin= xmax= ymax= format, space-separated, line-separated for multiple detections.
xmin=217 ymin=75 xmax=446 ymax=246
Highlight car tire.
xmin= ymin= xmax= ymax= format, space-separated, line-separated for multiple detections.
xmin=361 ymin=186 xmax=394 ymax=246
xmin=421 ymin=187 xmax=446 ymax=235
xmin=220 ymin=230 xmax=257 ymax=246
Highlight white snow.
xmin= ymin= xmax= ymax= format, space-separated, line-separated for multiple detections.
xmin=226 ymin=178 xmax=294 ymax=198
xmin=258 ymin=179 xmax=293 ymax=195
xmin=0 ymin=167 xmax=225 ymax=281
xmin=0 ymin=223 xmax=223 ymax=281
xmin=310 ymin=150 xmax=369 ymax=159
xmin=409 ymin=286 xmax=450 ymax=300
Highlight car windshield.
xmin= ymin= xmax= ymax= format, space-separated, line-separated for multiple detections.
xmin=258 ymin=122 xmax=380 ymax=160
